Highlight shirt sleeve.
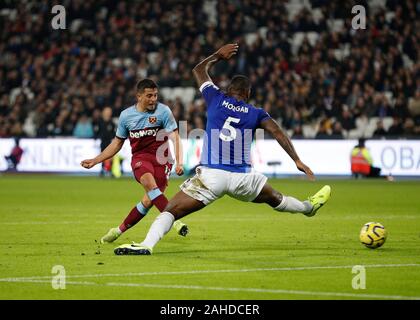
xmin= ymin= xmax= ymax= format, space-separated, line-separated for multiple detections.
xmin=257 ymin=108 xmax=272 ymax=127
xmin=162 ymin=106 xmax=178 ymax=132
xmin=115 ymin=113 xmax=128 ymax=139
xmin=199 ymin=81 xmax=222 ymax=106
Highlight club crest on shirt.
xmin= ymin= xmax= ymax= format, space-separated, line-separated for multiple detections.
xmin=148 ymin=116 xmax=157 ymax=124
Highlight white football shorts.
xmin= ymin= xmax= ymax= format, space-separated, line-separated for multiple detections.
xmin=180 ymin=166 xmax=268 ymax=205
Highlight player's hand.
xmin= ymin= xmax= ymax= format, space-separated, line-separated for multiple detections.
xmin=80 ymin=159 xmax=98 ymax=169
xmin=295 ymin=160 xmax=315 ymax=181
xmin=215 ymin=43 xmax=239 ymax=60
xmin=175 ymin=164 xmax=184 ymax=176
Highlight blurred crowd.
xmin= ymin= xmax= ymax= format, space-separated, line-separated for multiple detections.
xmin=0 ymin=0 xmax=419 ymax=139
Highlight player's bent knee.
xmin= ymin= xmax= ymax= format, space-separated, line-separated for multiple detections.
xmin=139 ymin=173 xmax=158 ymax=191
xmin=164 ymin=202 xmax=179 ymax=216
xmin=165 ymin=200 xmax=204 ymax=220
xmin=254 ymin=184 xmax=283 ymax=207
xmin=270 ymin=190 xmax=283 ymax=207
xmin=162 ymin=205 xmax=180 ymax=220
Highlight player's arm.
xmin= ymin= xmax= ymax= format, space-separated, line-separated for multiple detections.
xmin=260 ymin=118 xmax=315 ymax=180
xmin=192 ymin=43 xmax=239 ymax=87
xmin=80 ymin=137 xmax=124 ymax=169
xmin=169 ymin=129 xmax=184 ymax=176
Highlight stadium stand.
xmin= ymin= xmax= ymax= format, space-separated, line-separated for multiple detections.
xmin=0 ymin=0 xmax=418 ymax=139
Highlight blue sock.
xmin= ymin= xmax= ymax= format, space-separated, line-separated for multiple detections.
xmin=136 ymin=202 xmax=151 ymax=216
xmin=147 ymin=188 xmax=162 ymax=201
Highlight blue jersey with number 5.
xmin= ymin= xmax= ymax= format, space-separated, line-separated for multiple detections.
xmin=199 ymin=81 xmax=271 ymax=173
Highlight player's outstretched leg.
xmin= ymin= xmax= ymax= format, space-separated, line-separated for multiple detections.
xmin=173 ymin=220 xmax=189 ymax=236
xmin=141 ymin=172 xmax=190 ymax=237
xmin=253 ymin=183 xmax=331 ymax=217
xmin=306 ymin=185 xmax=331 ymax=217
xmin=114 ymin=191 xmax=205 ymax=255
xmin=101 ymin=199 xmax=189 ymax=244
xmin=100 ymin=228 xmax=121 ymax=244
xmin=100 ymin=196 xmax=152 ymax=244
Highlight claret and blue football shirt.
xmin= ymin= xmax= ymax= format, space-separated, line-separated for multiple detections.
xmin=116 ymin=102 xmax=177 ymax=159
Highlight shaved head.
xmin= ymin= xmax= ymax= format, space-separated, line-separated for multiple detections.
xmin=227 ymin=75 xmax=251 ymax=100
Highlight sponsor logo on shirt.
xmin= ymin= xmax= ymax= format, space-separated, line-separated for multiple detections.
xmin=129 ymin=128 xmax=159 ymax=138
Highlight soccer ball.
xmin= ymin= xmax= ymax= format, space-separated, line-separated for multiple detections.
xmin=359 ymin=222 xmax=387 ymax=249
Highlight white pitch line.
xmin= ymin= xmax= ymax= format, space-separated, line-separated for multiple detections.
xmin=1 ymin=263 xmax=420 ymax=282
xmin=1 ymin=279 xmax=419 ymax=300
xmin=105 ymin=282 xmax=420 ymax=300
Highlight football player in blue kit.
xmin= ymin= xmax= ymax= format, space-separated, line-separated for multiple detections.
xmin=114 ymin=44 xmax=331 ymax=255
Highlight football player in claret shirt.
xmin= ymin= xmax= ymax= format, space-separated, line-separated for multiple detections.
xmin=114 ymin=44 xmax=331 ymax=256
xmin=81 ymin=79 xmax=188 ymax=243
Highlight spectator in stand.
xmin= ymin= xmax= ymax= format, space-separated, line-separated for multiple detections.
xmin=315 ymin=118 xmax=332 ymax=139
xmin=339 ymin=107 xmax=356 ymax=131
xmin=0 ymin=0 xmax=418 ymax=139
xmin=387 ymin=117 xmax=404 ymax=137
xmin=292 ymin=125 xmax=304 ymax=139
xmin=73 ymin=113 xmax=94 ymax=138
xmin=372 ymin=120 xmax=388 ymax=138
xmin=403 ymin=118 xmax=417 ymax=137
xmin=331 ymin=121 xmax=344 ymax=139
xmin=408 ymin=90 xmax=420 ymax=118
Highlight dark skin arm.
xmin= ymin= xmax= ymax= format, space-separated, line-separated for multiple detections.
xmin=260 ymin=118 xmax=315 ymax=181
xmin=192 ymin=43 xmax=239 ymax=87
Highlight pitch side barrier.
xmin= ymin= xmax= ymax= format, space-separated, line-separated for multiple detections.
xmin=0 ymin=138 xmax=419 ymax=176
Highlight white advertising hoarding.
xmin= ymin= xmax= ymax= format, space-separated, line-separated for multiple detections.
xmin=0 ymin=138 xmax=419 ymax=176
xmin=253 ymin=140 xmax=420 ymax=176
xmin=1 ymin=138 xmax=100 ymax=172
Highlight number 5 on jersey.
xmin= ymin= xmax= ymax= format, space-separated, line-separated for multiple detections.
xmin=219 ymin=116 xmax=240 ymax=142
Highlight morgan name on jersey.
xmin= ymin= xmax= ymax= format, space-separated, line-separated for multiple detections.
xmin=221 ymin=100 xmax=249 ymax=113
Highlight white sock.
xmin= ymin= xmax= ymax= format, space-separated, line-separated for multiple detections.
xmin=275 ymin=196 xmax=312 ymax=214
xmin=140 ymin=211 xmax=175 ymax=249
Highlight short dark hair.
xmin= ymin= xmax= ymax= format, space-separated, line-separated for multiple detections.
xmin=227 ymin=75 xmax=251 ymax=95
xmin=136 ymin=79 xmax=158 ymax=93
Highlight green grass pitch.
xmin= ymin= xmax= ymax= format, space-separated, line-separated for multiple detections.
xmin=0 ymin=174 xmax=419 ymax=300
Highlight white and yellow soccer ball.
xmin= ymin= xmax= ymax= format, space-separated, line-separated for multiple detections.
xmin=359 ymin=222 xmax=387 ymax=249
